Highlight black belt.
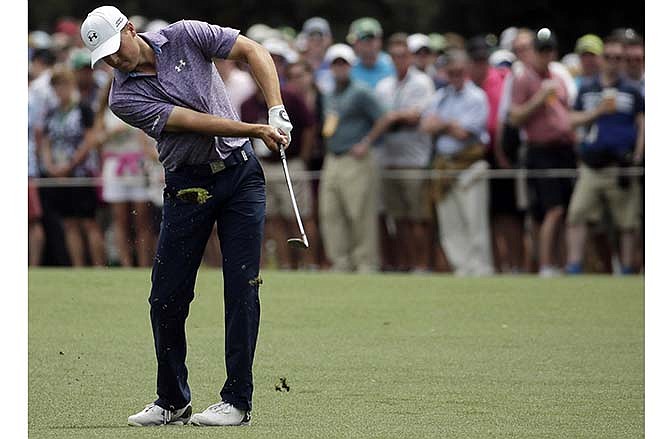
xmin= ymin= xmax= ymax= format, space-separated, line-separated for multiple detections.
xmin=176 ymin=142 xmax=254 ymax=176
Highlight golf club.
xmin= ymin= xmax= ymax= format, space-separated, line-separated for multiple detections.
xmin=279 ymin=144 xmax=309 ymax=249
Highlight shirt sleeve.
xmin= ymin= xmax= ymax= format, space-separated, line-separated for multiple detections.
xmin=109 ymin=90 xmax=174 ymax=140
xmin=459 ymin=94 xmax=489 ymax=136
xmin=182 ymin=20 xmax=240 ymax=60
xmin=422 ymin=88 xmax=445 ymax=117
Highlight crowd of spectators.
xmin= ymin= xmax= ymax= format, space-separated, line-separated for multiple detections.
xmin=27 ymin=15 xmax=645 ymax=275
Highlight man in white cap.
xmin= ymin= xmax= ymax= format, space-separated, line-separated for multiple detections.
xmin=80 ymin=5 xmax=292 ymax=427
xmin=319 ymin=43 xmax=385 ymax=272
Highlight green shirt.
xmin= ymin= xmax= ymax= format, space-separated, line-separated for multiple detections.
xmin=324 ymin=80 xmax=385 ymax=155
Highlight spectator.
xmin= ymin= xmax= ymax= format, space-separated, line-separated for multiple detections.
xmin=421 ymin=49 xmax=494 ymax=276
xmin=37 ymin=66 xmax=105 ymax=266
xmin=467 ymin=36 xmax=523 ymax=273
xmin=574 ymin=34 xmax=604 ymax=88
xmin=299 ymin=17 xmax=334 ymax=94
xmin=624 ymin=34 xmax=644 ymax=96
xmin=97 ymin=79 xmax=158 ymax=267
xmin=262 ymin=38 xmax=298 ymax=83
xmin=319 ymin=44 xmax=384 ymax=272
xmin=509 ymin=28 xmax=577 ymax=277
xmin=69 ymin=48 xmax=103 ymax=111
xmin=408 ymin=33 xmax=436 ymax=77
xmin=347 ymin=18 xmax=395 ymax=89
xmin=370 ymin=33 xmax=435 ymax=271
xmin=565 ymin=36 xmax=644 ymax=274
xmin=286 ymin=60 xmax=328 ymax=267
xmin=28 ymin=89 xmax=45 ymax=266
xmin=241 ymin=70 xmax=319 ymax=270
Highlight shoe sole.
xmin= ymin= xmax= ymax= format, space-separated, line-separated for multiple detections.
xmin=189 ymin=419 xmax=250 ymax=427
xmin=128 ymin=419 xmax=191 ymax=427
xmin=128 ymin=406 xmax=192 ymax=427
xmin=190 ymin=415 xmax=250 ymax=427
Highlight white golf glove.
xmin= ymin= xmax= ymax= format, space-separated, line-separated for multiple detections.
xmin=268 ymin=104 xmax=293 ymax=147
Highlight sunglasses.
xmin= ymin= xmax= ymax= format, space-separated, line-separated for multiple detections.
xmin=626 ymin=56 xmax=644 ymax=63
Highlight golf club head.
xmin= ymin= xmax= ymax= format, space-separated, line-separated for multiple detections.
xmin=287 ymin=238 xmax=309 ymax=249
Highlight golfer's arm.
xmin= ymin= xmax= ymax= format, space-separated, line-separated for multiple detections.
xmin=227 ymin=35 xmax=283 ymax=108
xmin=165 ymin=106 xmax=262 ymax=137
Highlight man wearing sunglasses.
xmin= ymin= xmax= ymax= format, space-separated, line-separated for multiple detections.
xmin=564 ymin=35 xmax=644 ymax=275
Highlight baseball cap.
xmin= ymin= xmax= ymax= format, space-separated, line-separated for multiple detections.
xmin=534 ymin=27 xmax=558 ymax=51
xmin=69 ymin=48 xmax=92 ymax=70
xmin=28 ymin=30 xmax=52 ymax=49
xmin=408 ymin=33 xmax=432 ymax=54
xmin=575 ymin=34 xmax=603 ymax=55
xmin=347 ymin=18 xmax=383 ymax=44
xmin=80 ymin=6 xmax=128 ymax=67
xmin=489 ymin=49 xmax=516 ymax=67
xmin=428 ymin=33 xmax=447 ymax=54
xmin=302 ymin=17 xmax=331 ymax=37
xmin=263 ymin=38 xmax=299 ymax=63
xmin=324 ymin=44 xmax=357 ymax=65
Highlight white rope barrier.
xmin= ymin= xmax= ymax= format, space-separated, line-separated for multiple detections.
xmin=30 ymin=166 xmax=645 ymax=187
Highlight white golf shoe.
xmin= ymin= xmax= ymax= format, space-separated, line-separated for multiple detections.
xmin=190 ymin=401 xmax=251 ymax=426
xmin=127 ymin=402 xmax=192 ymax=426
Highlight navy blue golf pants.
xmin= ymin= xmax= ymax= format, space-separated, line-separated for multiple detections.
xmin=150 ymin=148 xmax=265 ymax=412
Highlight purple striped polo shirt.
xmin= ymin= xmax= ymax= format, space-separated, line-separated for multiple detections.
xmin=109 ymin=20 xmax=248 ymax=171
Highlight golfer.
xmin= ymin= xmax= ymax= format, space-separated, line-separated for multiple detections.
xmin=80 ymin=6 xmax=292 ymax=427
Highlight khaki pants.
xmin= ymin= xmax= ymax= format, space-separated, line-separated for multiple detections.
xmin=319 ymin=153 xmax=379 ymax=272
xmin=567 ymin=165 xmax=641 ymax=230
xmin=435 ymin=160 xmax=494 ymax=276
xmin=262 ymin=159 xmax=313 ymax=219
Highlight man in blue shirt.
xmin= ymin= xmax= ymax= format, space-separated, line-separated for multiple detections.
xmin=420 ymin=49 xmax=494 ymax=276
xmin=347 ymin=18 xmax=395 ymax=90
xmin=565 ymin=35 xmax=644 ymax=274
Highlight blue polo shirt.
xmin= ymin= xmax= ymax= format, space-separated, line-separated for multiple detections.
xmin=109 ymin=20 xmax=246 ymax=171
xmin=351 ymin=52 xmax=395 ymax=90
xmin=574 ymin=76 xmax=644 ymax=164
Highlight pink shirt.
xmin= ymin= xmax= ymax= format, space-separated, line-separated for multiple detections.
xmin=479 ymin=66 xmax=509 ymax=149
xmin=511 ymin=66 xmax=575 ymax=145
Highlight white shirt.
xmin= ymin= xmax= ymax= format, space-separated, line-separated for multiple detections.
xmin=375 ymin=67 xmax=435 ymax=168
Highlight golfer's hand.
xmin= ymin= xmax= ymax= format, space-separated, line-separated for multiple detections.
xmin=256 ymin=125 xmax=288 ymax=152
xmin=268 ymin=105 xmax=293 ymax=147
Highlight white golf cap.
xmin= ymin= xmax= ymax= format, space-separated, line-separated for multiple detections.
xmin=407 ymin=33 xmax=432 ymax=54
xmin=324 ymin=43 xmax=356 ymax=65
xmin=80 ymin=6 xmax=128 ymax=67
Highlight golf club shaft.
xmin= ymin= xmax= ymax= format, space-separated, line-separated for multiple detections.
xmin=279 ymin=145 xmax=308 ymax=243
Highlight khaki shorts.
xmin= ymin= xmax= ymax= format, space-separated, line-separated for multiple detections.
xmin=567 ymin=165 xmax=641 ymax=230
xmin=382 ymin=169 xmax=431 ymax=221
xmin=262 ymin=159 xmax=313 ymax=219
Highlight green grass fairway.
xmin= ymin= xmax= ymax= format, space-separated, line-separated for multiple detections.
xmin=28 ymin=269 xmax=644 ymax=438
